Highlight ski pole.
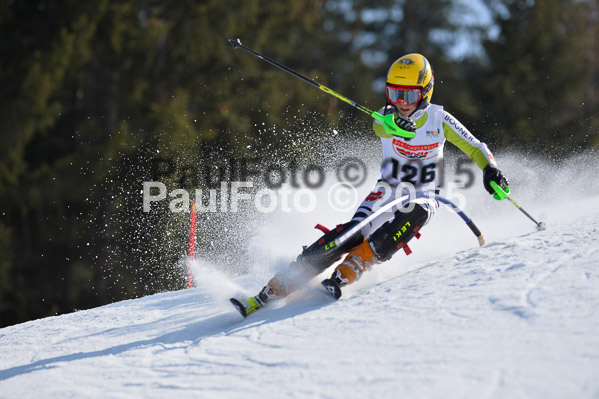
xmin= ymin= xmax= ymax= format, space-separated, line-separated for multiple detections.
xmin=227 ymin=38 xmax=415 ymax=139
xmin=338 ymin=192 xmax=486 ymax=247
xmin=490 ymin=181 xmax=546 ymax=231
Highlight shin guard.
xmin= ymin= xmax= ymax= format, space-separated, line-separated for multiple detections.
xmin=368 ymin=204 xmax=429 ymax=262
xmin=265 ymin=220 xmax=364 ymax=298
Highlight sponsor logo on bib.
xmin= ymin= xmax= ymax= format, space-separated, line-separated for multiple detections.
xmin=392 ymin=138 xmax=439 ymax=159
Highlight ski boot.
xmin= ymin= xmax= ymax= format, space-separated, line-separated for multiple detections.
xmin=230 ymin=285 xmax=278 ymax=318
xmin=321 ymin=238 xmax=380 ymax=299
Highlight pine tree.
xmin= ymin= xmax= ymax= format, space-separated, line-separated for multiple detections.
xmin=480 ymin=0 xmax=599 ymax=153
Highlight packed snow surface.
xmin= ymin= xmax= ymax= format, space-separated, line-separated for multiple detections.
xmin=1 ymin=156 xmax=599 ymax=398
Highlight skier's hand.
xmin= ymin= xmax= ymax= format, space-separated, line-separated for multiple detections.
xmin=395 ymin=114 xmax=416 ymax=133
xmin=483 ymin=165 xmax=509 ymax=195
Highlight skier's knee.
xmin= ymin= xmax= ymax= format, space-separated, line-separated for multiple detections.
xmin=297 ymin=220 xmax=364 ymax=274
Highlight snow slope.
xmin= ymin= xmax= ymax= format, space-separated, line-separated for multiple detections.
xmin=2 ymin=149 xmax=599 ymax=398
xmin=1 ymin=192 xmax=599 ymax=398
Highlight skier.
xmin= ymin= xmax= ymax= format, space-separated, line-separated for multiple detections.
xmin=231 ymin=53 xmax=509 ymax=317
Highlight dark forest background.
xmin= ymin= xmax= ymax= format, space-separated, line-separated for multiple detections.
xmin=1 ymin=0 xmax=598 ymax=327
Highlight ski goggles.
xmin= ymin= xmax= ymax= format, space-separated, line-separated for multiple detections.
xmin=385 ymin=85 xmax=422 ymax=105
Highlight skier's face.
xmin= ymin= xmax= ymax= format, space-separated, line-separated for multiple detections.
xmin=394 ymin=101 xmax=418 ymax=117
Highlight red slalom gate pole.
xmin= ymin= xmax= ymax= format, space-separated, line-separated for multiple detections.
xmin=186 ymin=202 xmax=198 ymax=288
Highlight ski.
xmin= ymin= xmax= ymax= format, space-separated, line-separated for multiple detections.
xmin=230 ymin=296 xmax=264 ymax=318
xmin=231 ymin=281 xmax=342 ymax=318
xmin=321 ymin=278 xmax=342 ymax=300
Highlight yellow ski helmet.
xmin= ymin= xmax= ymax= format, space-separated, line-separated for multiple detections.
xmin=386 ymin=54 xmax=434 ymax=106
